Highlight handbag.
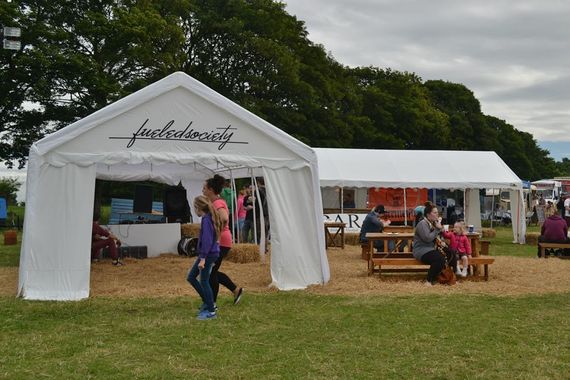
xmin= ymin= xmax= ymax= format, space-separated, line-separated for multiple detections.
xmin=437 ymin=266 xmax=457 ymax=285
xmin=435 ymin=236 xmax=457 ymax=285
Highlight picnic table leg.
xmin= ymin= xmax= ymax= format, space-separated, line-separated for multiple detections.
xmin=472 ymin=237 xmax=480 ymax=276
xmin=368 ymin=241 xmax=374 ymax=276
xmin=484 ymin=264 xmax=489 ymax=281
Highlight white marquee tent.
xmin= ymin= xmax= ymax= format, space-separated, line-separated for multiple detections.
xmin=18 ymin=72 xmax=329 ymax=300
xmin=315 ymin=148 xmax=526 ymax=243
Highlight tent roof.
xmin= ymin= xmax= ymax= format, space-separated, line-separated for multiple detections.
xmin=314 ymin=148 xmax=522 ymax=190
xmin=31 ymin=71 xmax=316 ymax=181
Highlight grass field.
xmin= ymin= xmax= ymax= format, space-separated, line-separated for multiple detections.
xmin=1 ymin=225 xmax=569 ymax=379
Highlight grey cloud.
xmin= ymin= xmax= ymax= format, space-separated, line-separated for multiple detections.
xmin=284 ymin=0 xmax=570 ymax=141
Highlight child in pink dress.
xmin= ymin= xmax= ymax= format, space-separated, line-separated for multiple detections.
xmin=442 ymin=222 xmax=472 ymax=277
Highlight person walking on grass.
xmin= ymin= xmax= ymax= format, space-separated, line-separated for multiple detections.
xmin=187 ymin=196 xmax=223 ymax=320
xmin=203 ymin=175 xmax=244 ymax=306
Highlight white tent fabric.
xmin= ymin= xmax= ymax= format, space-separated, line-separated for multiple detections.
xmin=314 ymin=148 xmax=526 ymax=243
xmin=18 ymin=72 xmax=329 ymax=300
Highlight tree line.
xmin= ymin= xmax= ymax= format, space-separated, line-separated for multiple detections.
xmin=0 ymin=0 xmax=566 ymax=180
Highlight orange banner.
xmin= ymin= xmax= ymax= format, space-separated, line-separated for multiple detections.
xmin=367 ymin=188 xmax=428 ymax=222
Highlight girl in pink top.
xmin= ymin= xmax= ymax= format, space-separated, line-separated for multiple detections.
xmin=442 ymin=221 xmax=472 ymax=278
xmin=203 ymin=175 xmax=243 ymax=306
xmin=236 ymin=188 xmax=247 ymax=238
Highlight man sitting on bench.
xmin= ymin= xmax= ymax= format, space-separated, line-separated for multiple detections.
xmin=92 ymin=211 xmax=124 ymax=266
xmin=359 ymin=205 xmax=406 ymax=252
xmin=538 ymin=206 xmax=569 ymax=257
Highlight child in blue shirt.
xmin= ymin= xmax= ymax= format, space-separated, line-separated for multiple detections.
xmin=187 ymin=195 xmax=222 ymax=320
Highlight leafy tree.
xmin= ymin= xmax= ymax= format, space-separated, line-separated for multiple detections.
xmin=0 ymin=177 xmax=21 ymax=205
xmin=1 ymin=0 xmax=185 ymax=168
xmin=0 ymin=0 xmax=561 ymax=184
xmin=424 ymin=80 xmax=499 ymax=152
xmin=555 ymin=158 xmax=570 ymax=177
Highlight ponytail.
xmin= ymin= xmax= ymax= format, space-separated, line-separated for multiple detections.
xmin=193 ymin=195 xmax=223 ymax=241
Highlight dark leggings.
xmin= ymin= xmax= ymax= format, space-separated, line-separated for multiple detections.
xmin=420 ymin=250 xmax=446 ymax=283
xmin=210 ymin=246 xmax=237 ymax=302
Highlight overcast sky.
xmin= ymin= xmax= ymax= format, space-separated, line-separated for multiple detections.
xmin=283 ymin=0 xmax=569 ymax=159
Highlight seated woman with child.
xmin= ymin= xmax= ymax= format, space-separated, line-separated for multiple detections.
xmin=412 ymin=202 xmax=458 ymax=285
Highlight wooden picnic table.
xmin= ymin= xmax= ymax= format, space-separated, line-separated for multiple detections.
xmin=365 ymin=232 xmax=415 ymax=275
xmin=383 ymin=225 xmax=414 ymax=233
xmin=365 ymin=231 xmax=484 ymax=276
xmin=324 ymin=222 xmax=346 ymax=249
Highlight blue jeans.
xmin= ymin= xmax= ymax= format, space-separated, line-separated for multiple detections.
xmin=187 ymin=256 xmax=217 ymax=312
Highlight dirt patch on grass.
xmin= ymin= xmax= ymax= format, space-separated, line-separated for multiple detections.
xmin=2 ymin=245 xmax=570 ymax=298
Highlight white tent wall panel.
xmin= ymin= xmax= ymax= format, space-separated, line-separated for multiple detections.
xmin=265 ymin=167 xmax=329 ymax=289
xmin=510 ymin=189 xmax=526 ymax=244
xmin=18 ymin=161 xmax=96 ymax=300
xmin=314 ymin=148 xmax=526 ymax=244
xmin=18 ymin=72 xmax=328 ymax=300
xmin=52 ymin=87 xmax=295 ymax=160
xmin=464 ymin=189 xmax=482 ymax=232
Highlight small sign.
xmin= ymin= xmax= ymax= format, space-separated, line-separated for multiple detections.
xmin=3 ymin=39 xmax=21 ymax=50
xmin=3 ymin=27 xmax=21 ymax=37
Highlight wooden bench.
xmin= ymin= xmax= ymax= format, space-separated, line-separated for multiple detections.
xmin=538 ymin=242 xmax=570 ymax=258
xmin=370 ymin=256 xmax=496 ymax=281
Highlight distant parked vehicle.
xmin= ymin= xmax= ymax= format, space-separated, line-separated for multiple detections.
xmin=531 ymin=179 xmax=562 ymax=204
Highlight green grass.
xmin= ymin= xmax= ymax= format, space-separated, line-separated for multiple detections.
xmin=0 ymin=293 xmax=569 ymax=379
xmin=2 ymin=225 xmax=567 ymax=378
xmin=0 ymin=230 xmax=21 ymax=267
xmin=488 ymin=225 xmax=539 ymax=257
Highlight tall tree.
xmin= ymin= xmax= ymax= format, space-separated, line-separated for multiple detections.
xmin=424 ymin=80 xmax=500 ymax=152
xmin=1 ymin=0 xmax=185 ymax=168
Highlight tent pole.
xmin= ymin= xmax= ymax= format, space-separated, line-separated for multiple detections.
xmin=229 ymin=172 xmax=238 ymax=244
xmin=490 ymin=189 xmax=495 ymax=229
xmin=404 ymin=188 xmax=408 ymax=226
xmin=251 ymin=173 xmax=257 ymax=245
xmin=463 ymin=189 xmax=466 ymax=222
xmin=340 ymin=187 xmax=344 ymax=214
xmin=251 ymin=174 xmax=266 ymax=255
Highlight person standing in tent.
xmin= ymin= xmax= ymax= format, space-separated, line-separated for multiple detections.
xmin=242 ymin=182 xmax=267 ymax=244
xmin=91 ymin=211 xmax=123 ymax=266
xmin=203 ymin=174 xmax=244 ymax=306
xmin=187 ymin=195 xmax=221 ymax=320
xmin=564 ymin=194 xmax=570 ymax=227
xmin=236 ymin=185 xmax=247 ymax=241
xmin=221 ymin=179 xmax=235 ymax=231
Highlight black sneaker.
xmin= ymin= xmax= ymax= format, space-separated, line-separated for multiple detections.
xmin=112 ymin=260 xmax=124 ymax=266
xmin=233 ymin=288 xmax=243 ymax=305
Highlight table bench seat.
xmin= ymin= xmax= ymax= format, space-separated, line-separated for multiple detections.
xmin=370 ymin=256 xmax=495 ymax=281
xmin=538 ymin=242 xmax=570 ymax=258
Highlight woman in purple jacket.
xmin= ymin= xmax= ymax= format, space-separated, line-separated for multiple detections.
xmin=538 ymin=206 xmax=569 ymax=257
xmin=187 ymin=196 xmax=223 ymax=320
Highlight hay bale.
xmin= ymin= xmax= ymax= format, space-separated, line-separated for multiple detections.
xmin=482 ymin=228 xmax=496 ymax=238
xmin=181 ymin=223 xmax=201 ymax=238
xmin=525 ymin=232 xmax=540 ymax=245
xmin=345 ymin=233 xmax=361 ymax=246
xmin=226 ymin=243 xmax=261 ymax=263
